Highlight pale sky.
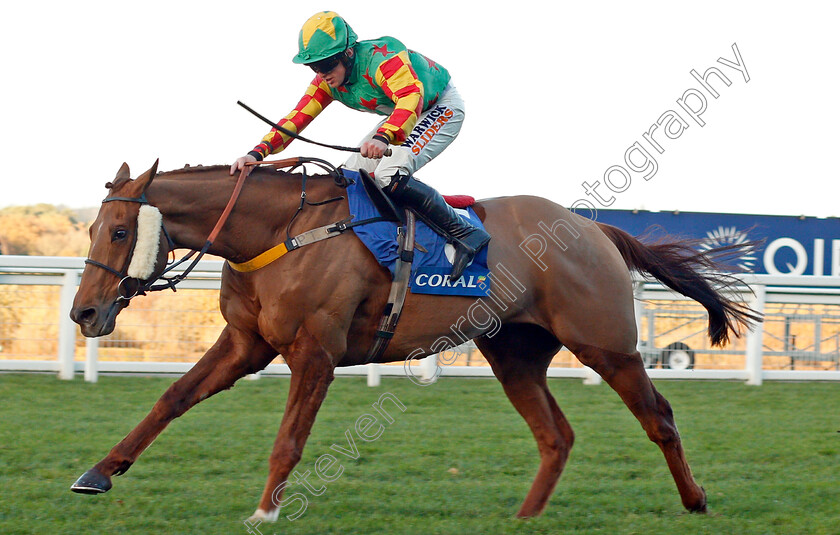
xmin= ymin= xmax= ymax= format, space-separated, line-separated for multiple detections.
xmin=2 ymin=1 xmax=838 ymax=218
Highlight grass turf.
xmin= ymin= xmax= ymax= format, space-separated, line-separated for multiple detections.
xmin=0 ymin=373 xmax=838 ymax=534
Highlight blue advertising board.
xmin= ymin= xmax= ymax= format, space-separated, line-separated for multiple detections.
xmin=594 ymin=210 xmax=840 ymax=277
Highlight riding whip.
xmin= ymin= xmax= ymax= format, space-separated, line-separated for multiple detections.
xmin=237 ymin=101 xmax=391 ymax=156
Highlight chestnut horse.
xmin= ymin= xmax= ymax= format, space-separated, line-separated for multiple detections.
xmin=69 ymin=160 xmax=759 ymax=521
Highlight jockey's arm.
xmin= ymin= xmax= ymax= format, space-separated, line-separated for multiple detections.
xmin=370 ymin=51 xmax=424 ymax=150
xmin=230 ymin=77 xmax=334 ymax=175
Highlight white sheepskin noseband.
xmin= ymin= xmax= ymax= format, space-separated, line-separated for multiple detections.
xmin=127 ymin=205 xmax=163 ymax=279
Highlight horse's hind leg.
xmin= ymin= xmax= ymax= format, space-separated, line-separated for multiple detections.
xmin=475 ymin=323 xmax=573 ymax=518
xmin=71 ymin=326 xmax=276 ymax=494
xmin=569 ymin=342 xmax=707 ymax=513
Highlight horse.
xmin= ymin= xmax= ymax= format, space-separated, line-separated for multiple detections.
xmin=69 ymin=159 xmax=760 ymax=521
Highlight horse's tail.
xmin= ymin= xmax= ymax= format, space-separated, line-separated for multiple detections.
xmin=597 ymin=222 xmax=763 ymax=347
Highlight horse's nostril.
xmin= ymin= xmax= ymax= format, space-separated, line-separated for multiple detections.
xmin=72 ymin=307 xmax=98 ymax=326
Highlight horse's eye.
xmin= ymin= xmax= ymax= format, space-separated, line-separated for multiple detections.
xmin=112 ymin=229 xmax=128 ymax=242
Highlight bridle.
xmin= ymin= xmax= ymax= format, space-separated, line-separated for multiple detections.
xmin=83 ymin=192 xmax=176 ymax=304
xmin=84 ymin=157 xmax=348 ymax=306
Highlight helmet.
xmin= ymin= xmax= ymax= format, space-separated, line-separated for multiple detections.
xmin=292 ymin=11 xmax=358 ymax=64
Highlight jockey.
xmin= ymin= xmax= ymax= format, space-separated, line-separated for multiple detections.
xmin=230 ymin=11 xmax=490 ymax=281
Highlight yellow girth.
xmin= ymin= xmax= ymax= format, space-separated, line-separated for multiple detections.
xmin=227 ymin=242 xmax=290 ymax=272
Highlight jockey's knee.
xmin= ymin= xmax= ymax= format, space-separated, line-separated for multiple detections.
xmin=343 ymin=153 xmax=378 ymax=175
xmin=373 ymin=146 xmax=414 ymax=187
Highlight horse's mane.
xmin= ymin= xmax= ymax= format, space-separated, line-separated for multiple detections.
xmin=154 ymin=164 xmax=334 ymax=180
xmin=156 ymin=164 xmax=231 ymax=177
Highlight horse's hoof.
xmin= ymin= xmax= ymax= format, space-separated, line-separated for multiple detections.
xmin=70 ymin=468 xmax=112 ymax=494
xmin=690 ymin=500 xmax=708 ymax=514
xmin=688 ymin=486 xmax=708 ymax=513
xmin=248 ymin=508 xmax=279 ymax=523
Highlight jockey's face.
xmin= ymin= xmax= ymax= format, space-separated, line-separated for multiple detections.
xmin=309 ymin=49 xmax=353 ymax=88
xmin=319 ymin=62 xmax=346 ymax=88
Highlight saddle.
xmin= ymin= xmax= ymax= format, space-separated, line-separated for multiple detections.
xmin=358 ymin=169 xmax=404 ymax=225
xmin=340 ymin=168 xmax=488 ymax=362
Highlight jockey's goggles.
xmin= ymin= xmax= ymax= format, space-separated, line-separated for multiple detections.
xmin=308 ymin=54 xmax=342 ymax=75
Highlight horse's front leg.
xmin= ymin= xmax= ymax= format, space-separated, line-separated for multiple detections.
xmin=71 ymin=326 xmax=276 ymax=494
xmin=250 ymin=328 xmax=337 ymax=522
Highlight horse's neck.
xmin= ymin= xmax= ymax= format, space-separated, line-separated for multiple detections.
xmin=145 ymin=168 xmax=346 ymax=262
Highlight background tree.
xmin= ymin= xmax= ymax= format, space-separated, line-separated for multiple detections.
xmin=0 ymin=204 xmax=89 ymax=256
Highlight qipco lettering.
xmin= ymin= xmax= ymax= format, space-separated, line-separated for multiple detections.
xmin=763 ymin=237 xmax=840 ymax=276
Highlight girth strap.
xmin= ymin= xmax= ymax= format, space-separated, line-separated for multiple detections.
xmin=365 ymin=210 xmax=416 ymax=363
xmin=226 ymin=215 xmax=387 ymax=272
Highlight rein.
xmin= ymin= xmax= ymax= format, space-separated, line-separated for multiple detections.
xmin=84 ymin=157 xmax=379 ymax=301
xmin=86 ymin=155 xmax=413 ymax=363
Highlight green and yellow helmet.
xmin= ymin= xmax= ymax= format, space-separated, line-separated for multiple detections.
xmin=292 ymin=11 xmax=358 ymax=64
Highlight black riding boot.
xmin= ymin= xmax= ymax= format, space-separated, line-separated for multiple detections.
xmin=386 ymin=174 xmax=490 ymax=281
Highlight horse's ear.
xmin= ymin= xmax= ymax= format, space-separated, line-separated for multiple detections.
xmin=134 ymin=159 xmax=160 ymax=192
xmin=115 ymin=162 xmax=131 ymax=180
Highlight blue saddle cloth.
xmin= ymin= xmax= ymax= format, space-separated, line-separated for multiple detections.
xmin=342 ymin=170 xmax=490 ymax=297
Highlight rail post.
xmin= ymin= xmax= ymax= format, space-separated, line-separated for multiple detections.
xmin=633 ymin=282 xmax=644 ymax=346
xmin=422 ymin=355 xmax=439 ymax=382
xmin=57 ymin=270 xmax=78 ymax=380
xmin=367 ymin=363 xmax=381 ymax=387
xmin=582 ymin=366 xmax=602 ymax=385
xmin=84 ymin=337 xmax=99 ymax=383
xmin=745 ymin=284 xmax=766 ymax=386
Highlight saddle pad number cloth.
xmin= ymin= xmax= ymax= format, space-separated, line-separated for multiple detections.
xmin=343 ymin=170 xmax=491 ymax=297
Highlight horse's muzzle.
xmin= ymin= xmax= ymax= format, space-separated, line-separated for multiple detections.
xmin=70 ymin=303 xmax=120 ymax=337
